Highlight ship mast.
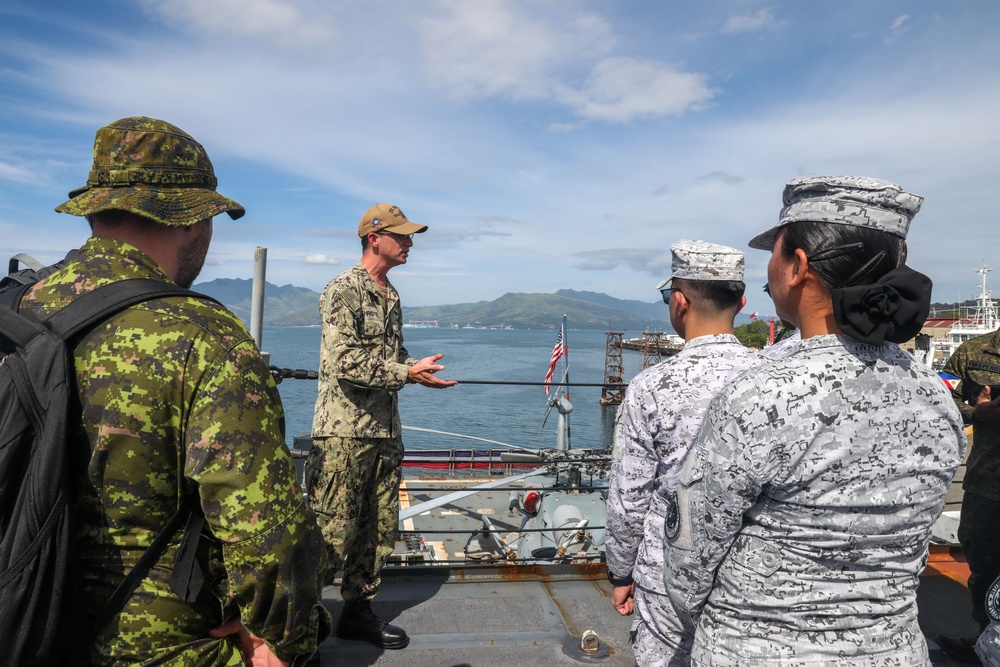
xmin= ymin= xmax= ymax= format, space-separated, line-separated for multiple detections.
xmin=970 ymin=264 xmax=998 ymax=331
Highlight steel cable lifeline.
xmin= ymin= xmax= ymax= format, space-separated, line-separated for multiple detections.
xmin=268 ymin=366 xmax=626 ymax=387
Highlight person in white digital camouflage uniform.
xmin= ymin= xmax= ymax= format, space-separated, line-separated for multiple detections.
xmin=606 ymin=240 xmax=763 ymax=667
xmin=665 ymin=176 xmax=967 ymax=666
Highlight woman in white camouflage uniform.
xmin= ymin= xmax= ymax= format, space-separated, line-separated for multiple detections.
xmin=665 ymin=176 xmax=967 ymax=667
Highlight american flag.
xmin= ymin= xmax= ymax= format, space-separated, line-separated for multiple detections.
xmin=543 ymin=326 xmax=567 ymax=395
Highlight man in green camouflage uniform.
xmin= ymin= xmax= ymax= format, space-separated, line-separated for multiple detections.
xmin=940 ymin=332 xmax=1000 ymax=663
xmin=17 ymin=117 xmax=331 ymax=666
xmin=309 ymin=203 xmax=456 ymax=649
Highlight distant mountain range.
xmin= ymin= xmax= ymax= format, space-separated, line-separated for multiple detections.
xmin=192 ymin=278 xmax=677 ymax=330
xmin=193 ymin=278 xmax=322 ymax=327
xmin=402 ymin=289 xmax=671 ymax=330
xmin=192 ymin=278 xmax=771 ymax=330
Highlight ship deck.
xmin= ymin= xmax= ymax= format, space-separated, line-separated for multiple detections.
xmin=309 ymin=432 xmax=982 ymax=667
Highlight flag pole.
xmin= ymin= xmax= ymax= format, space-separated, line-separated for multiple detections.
xmin=561 ymin=314 xmax=571 ymax=451
xmin=561 ymin=315 xmax=569 ymax=398
xmin=542 ymin=316 xmax=573 ymax=451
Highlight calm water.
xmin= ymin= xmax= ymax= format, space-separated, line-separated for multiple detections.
xmin=261 ymin=326 xmax=658 ymax=452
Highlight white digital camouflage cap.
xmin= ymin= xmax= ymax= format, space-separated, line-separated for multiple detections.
xmin=748 ymin=175 xmax=923 ymax=251
xmin=656 ymin=239 xmax=745 ymax=291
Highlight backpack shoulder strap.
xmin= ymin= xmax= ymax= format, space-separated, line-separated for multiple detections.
xmin=0 ymin=284 xmax=44 ymax=348
xmin=43 ymin=279 xmax=218 ymax=340
xmin=90 ymin=493 xmax=201 ymax=639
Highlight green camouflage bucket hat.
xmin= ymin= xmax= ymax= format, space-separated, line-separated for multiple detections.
xmin=55 ymin=116 xmax=245 ymax=227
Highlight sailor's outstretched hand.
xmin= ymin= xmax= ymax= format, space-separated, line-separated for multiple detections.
xmin=408 ymin=353 xmax=458 ymax=388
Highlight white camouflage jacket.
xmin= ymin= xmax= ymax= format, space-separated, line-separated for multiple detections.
xmin=665 ymin=334 xmax=966 ymax=666
xmin=606 ymin=334 xmax=761 ymax=593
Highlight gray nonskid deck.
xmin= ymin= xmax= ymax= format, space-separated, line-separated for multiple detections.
xmin=315 ymin=571 xmax=979 ymax=666
xmin=317 ymin=573 xmax=634 ymax=666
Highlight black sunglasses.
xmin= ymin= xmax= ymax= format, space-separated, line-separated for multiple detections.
xmin=661 ymin=288 xmax=690 ymax=304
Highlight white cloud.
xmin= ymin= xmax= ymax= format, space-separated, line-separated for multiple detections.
xmin=697 ymin=171 xmax=744 ymax=185
xmin=137 ymin=0 xmax=338 ymax=52
xmin=303 ymin=254 xmax=341 ymax=265
xmin=722 ymin=8 xmax=777 ymax=35
xmin=417 ymin=0 xmax=710 ymax=123
xmin=885 ymin=14 xmax=911 ymax=43
xmin=408 ymin=226 xmax=513 ymax=249
xmin=417 ymin=0 xmax=614 ymax=102
xmin=573 ymin=249 xmax=672 ymax=275
xmin=0 ymin=160 xmax=36 ymax=185
xmin=567 ymin=57 xmax=715 ymax=122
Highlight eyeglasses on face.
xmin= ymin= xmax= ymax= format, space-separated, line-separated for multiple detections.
xmin=661 ymin=288 xmax=690 ymax=305
xmin=377 ymin=231 xmax=413 ymax=242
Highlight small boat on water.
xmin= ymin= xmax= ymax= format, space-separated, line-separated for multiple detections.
xmin=402 ymin=320 xmax=439 ymax=329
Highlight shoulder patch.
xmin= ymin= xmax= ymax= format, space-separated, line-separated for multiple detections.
xmin=988 ymin=572 xmax=1000 ymax=623
xmin=664 ymin=490 xmax=681 ymax=541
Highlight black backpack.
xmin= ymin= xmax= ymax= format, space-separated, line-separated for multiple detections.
xmin=0 ymin=277 xmax=209 ymax=666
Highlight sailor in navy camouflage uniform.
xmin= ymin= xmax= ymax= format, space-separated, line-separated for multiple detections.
xmin=310 ymin=203 xmax=457 ymax=650
xmin=606 ymin=240 xmax=762 ymax=667
xmin=665 ymin=176 xmax=967 ymax=666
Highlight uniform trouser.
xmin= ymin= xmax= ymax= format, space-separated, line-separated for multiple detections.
xmin=958 ymin=491 xmax=1000 ymax=629
xmin=977 ymin=622 xmax=1000 ymax=666
xmin=630 ymin=584 xmax=692 ymax=667
xmin=306 ymin=435 xmax=403 ymax=603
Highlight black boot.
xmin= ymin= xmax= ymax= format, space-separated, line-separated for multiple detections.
xmin=336 ymin=600 xmax=409 ymax=649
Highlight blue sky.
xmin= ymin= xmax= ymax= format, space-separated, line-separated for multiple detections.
xmin=1 ymin=1 xmax=999 ymax=318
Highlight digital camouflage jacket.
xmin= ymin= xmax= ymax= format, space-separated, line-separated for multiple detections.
xmin=19 ymin=237 xmax=331 ymax=666
xmin=666 ymin=335 xmax=965 ymax=667
xmin=312 ymin=262 xmax=415 ymax=439
xmin=606 ymin=334 xmax=761 ymax=594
